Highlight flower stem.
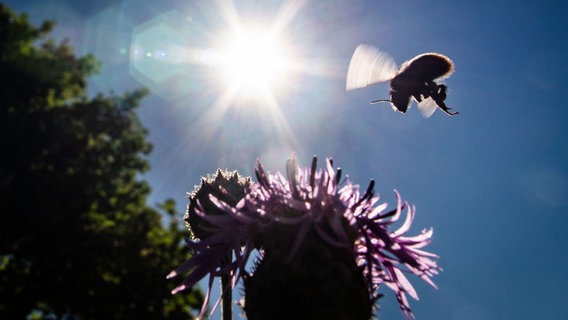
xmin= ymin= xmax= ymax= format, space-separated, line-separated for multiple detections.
xmin=221 ymin=253 xmax=232 ymax=320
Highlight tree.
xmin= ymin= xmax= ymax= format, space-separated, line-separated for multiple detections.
xmin=0 ymin=4 xmax=203 ymax=319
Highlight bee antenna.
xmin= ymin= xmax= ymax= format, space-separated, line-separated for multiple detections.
xmin=370 ymin=99 xmax=391 ymax=104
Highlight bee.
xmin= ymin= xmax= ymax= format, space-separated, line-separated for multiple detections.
xmin=346 ymin=44 xmax=458 ymax=117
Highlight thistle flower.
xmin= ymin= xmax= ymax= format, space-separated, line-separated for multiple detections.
xmin=168 ymin=156 xmax=440 ymax=320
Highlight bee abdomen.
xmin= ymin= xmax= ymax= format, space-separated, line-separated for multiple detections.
xmin=397 ymin=53 xmax=454 ymax=82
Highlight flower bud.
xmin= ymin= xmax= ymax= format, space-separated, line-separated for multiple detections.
xmin=184 ymin=169 xmax=251 ymax=240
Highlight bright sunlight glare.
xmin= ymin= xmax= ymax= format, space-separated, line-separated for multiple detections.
xmin=215 ymin=27 xmax=294 ymax=95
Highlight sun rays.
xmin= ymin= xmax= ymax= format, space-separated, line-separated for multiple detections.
xmin=128 ymin=0 xmax=322 ymax=160
xmin=188 ymin=0 xmax=310 ymax=153
xmin=207 ymin=0 xmax=306 ymax=104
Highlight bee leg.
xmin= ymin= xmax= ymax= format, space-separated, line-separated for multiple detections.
xmin=430 ymin=83 xmax=458 ymax=116
xmin=414 ymin=83 xmax=433 ymax=102
xmin=425 ymin=81 xmax=439 ymax=97
xmin=437 ymin=84 xmax=447 ymax=101
xmin=437 ymin=101 xmax=459 ymax=116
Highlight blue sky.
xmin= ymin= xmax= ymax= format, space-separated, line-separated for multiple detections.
xmin=6 ymin=0 xmax=568 ymax=319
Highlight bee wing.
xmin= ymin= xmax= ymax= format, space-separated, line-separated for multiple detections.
xmin=416 ymin=97 xmax=438 ymax=118
xmin=346 ymin=44 xmax=398 ymax=90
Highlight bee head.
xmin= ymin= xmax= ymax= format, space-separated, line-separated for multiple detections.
xmin=389 ymin=90 xmax=411 ymax=113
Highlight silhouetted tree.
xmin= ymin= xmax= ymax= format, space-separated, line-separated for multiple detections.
xmin=0 ymin=4 xmax=203 ymax=319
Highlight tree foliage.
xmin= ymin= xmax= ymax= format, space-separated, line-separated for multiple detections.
xmin=0 ymin=4 xmax=202 ymax=319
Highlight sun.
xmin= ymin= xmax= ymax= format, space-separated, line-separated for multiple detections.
xmin=197 ymin=0 xmax=310 ymax=105
xmin=179 ymin=0 xmax=311 ymax=158
xmin=213 ymin=25 xmax=295 ymax=97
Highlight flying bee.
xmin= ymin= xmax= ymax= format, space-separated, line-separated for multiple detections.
xmin=346 ymin=44 xmax=458 ymax=117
